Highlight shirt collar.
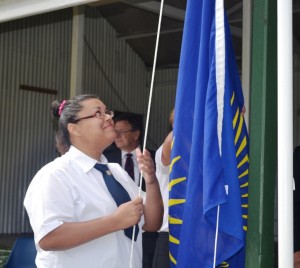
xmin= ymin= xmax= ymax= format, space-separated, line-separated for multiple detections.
xmin=68 ymin=146 xmax=108 ymax=173
xmin=121 ymin=149 xmax=138 ymax=159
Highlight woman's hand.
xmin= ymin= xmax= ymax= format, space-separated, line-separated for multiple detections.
xmin=136 ymin=148 xmax=156 ymax=184
xmin=114 ymin=197 xmax=144 ymax=229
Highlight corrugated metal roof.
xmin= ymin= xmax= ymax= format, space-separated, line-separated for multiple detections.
xmin=90 ymin=0 xmax=244 ymax=68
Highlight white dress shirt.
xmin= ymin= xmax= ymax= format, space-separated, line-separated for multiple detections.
xmin=155 ymin=145 xmax=169 ymax=232
xmin=24 ymin=146 xmax=145 ymax=268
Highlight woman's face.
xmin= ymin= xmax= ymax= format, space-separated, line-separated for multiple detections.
xmin=71 ymin=98 xmax=116 ymax=148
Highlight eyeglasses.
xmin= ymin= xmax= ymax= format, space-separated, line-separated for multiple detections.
xmin=115 ymin=129 xmax=134 ymax=135
xmin=74 ymin=110 xmax=114 ymax=123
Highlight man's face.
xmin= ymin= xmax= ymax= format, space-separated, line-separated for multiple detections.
xmin=114 ymin=120 xmax=140 ymax=152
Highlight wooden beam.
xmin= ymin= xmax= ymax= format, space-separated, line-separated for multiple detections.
xmin=20 ymin=85 xmax=57 ymax=95
xmin=0 ymin=0 xmax=101 ymax=23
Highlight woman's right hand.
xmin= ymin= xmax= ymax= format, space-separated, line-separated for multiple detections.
xmin=114 ymin=197 xmax=144 ymax=229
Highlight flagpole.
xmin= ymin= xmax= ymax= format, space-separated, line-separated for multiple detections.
xmin=277 ymin=0 xmax=293 ymax=267
xmin=213 ymin=205 xmax=220 ymax=268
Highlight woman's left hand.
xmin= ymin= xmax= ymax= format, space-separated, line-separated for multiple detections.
xmin=136 ymin=148 xmax=156 ymax=184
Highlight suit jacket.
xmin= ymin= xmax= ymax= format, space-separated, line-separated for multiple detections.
xmin=103 ymin=143 xmax=123 ymax=165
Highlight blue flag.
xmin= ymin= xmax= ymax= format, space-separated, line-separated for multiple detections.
xmin=169 ymin=0 xmax=249 ymax=267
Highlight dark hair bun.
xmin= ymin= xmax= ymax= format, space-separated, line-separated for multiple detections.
xmin=51 ymin=100 xmax=61 ymax=119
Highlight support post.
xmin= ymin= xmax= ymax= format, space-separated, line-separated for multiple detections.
xmin=70 ymin=5 xmax=84 ymax=97
xmin=246 ymin=0 xmax=277 ymax=267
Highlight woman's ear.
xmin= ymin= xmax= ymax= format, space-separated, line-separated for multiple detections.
xmin=68 ymin=123 xmax=81 ymax=137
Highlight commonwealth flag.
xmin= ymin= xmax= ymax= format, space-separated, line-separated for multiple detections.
xmin=169 ymin=0 xmax=249 ymax=267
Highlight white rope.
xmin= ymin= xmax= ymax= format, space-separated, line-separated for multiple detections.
xmin=129 ymin=0 xmax=165 ymax=267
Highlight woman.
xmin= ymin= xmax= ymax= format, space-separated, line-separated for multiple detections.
xmin=24 ymin=94 xmax=163 ymax=268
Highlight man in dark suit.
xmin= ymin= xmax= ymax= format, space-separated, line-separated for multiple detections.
xmin=103 ymin=112 xmax=158 ymax=268
xmin=104 ymin=112 xmax=143 ymax=186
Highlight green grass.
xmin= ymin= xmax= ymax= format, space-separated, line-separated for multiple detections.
xmin=0 ymin=249 xmax=11 ymax=268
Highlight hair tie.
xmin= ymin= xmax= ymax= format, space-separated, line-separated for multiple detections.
xmin=58 ymin=100 xmax=67 ymax=116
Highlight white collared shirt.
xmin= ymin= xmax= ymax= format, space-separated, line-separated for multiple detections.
xmin=155 ymin=145 xmax=169 ymax=232
xmin=24 ymin=146 xmax=145 ymax=268
xmin=121 ymin=149 xmax=140 ymax=187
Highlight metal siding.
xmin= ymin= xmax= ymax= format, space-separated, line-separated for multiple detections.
xmin=147 ymin=68 xmax=178 ymax=149
xmin=0 ymin=6 xmax=179 ymax=235
xmin=83 ymin=7 xmax=148 ymax=115
xmin=83 ymin=7 xmax=179 ymax=148
xmin=0 ymin=10 xmax=72 ymax=233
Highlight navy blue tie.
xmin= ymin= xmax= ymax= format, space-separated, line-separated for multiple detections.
xmin=94 ymin=163 xmax=139 ymax=241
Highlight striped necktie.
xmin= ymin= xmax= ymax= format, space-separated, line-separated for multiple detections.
xmin=125 ymin=153 xmax=135 ymax=181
